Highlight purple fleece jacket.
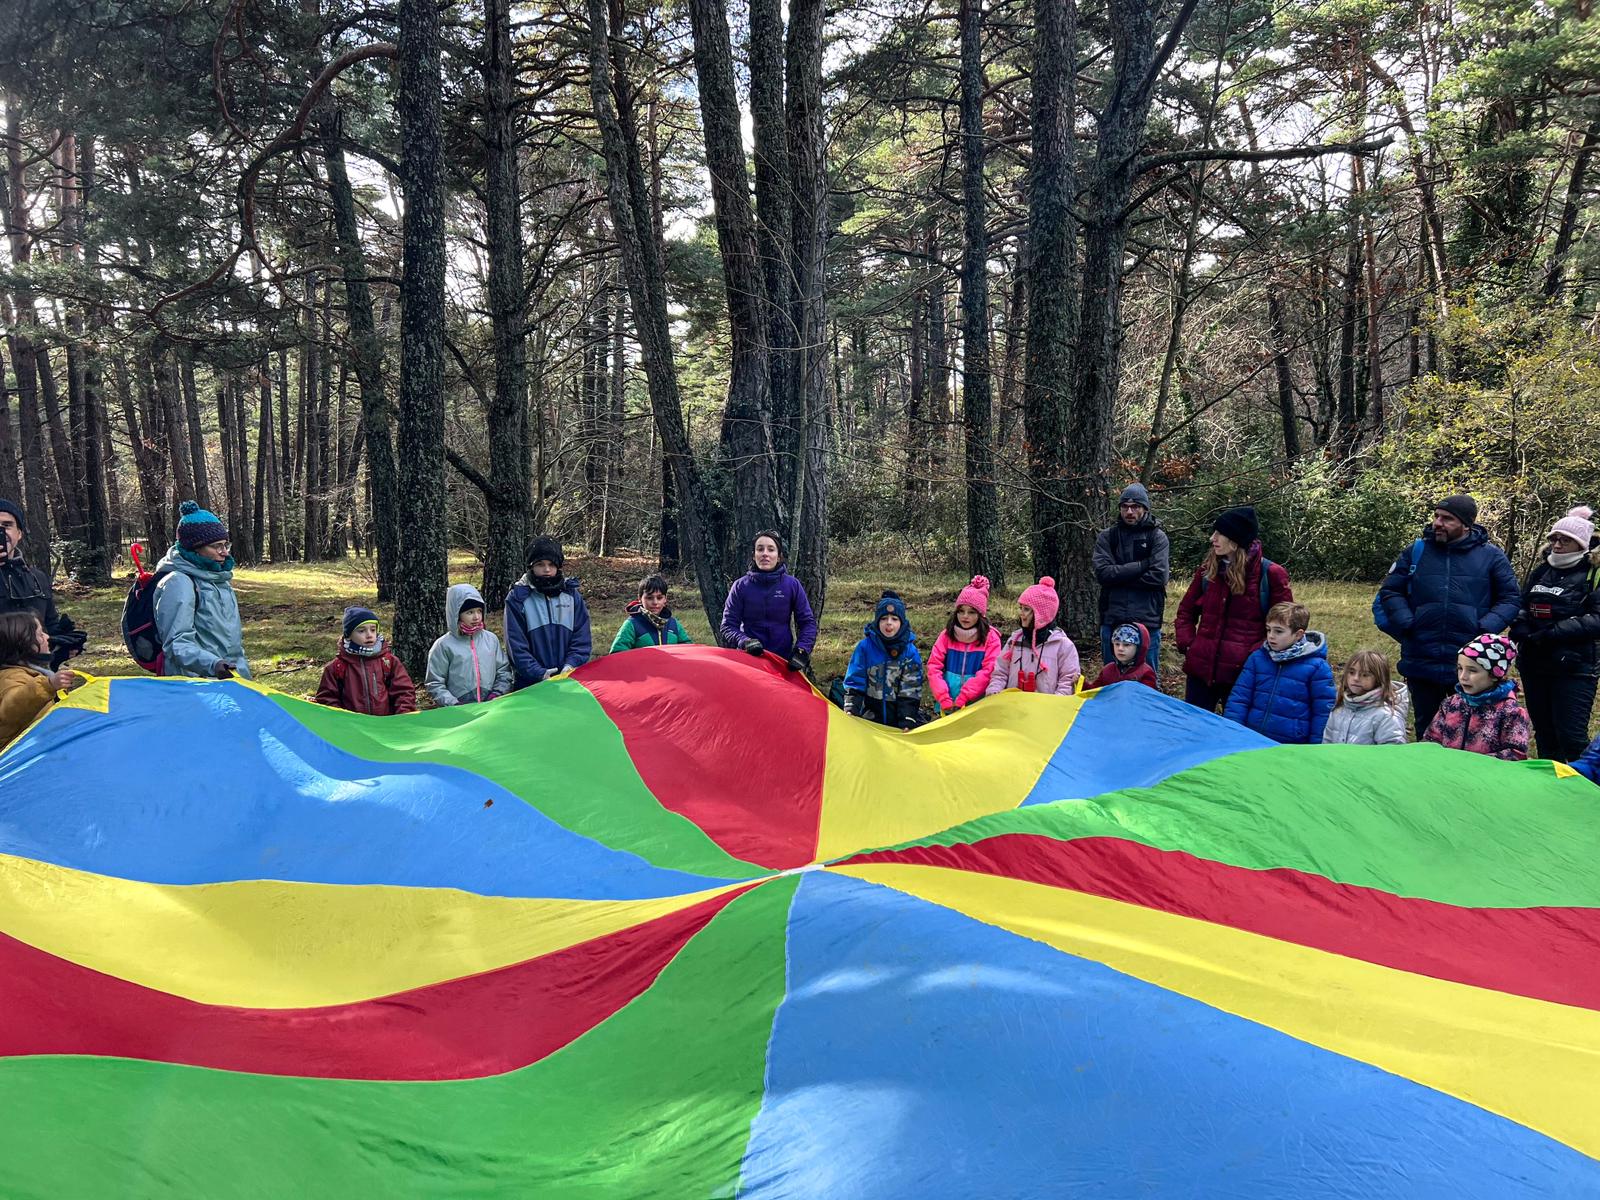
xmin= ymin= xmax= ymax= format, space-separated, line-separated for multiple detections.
xmin=719 ymin=566 xmax=818 ymax=661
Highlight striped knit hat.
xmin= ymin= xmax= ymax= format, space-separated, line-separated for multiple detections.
xmin=177 ymin=500 xmax=229 ymax=550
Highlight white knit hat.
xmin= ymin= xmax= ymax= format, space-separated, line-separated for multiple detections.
xmin=1548 ymin=505 xmax=1594 ymax=548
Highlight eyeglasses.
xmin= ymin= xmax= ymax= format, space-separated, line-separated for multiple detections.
xmin=209 ymin=541 xmax=232 ymax=552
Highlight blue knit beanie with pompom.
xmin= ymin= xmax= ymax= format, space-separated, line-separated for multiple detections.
xmin=177 ymin=500 xmax=229 ymax=550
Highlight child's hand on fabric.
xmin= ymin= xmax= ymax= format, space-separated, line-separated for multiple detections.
xmin=49 ymin=669 xmax=78 ymax=692
xmin=548 ymin=667 xmax=575 ymax=681
xmin=213 ymin=661 xmax=234 ymax=679
xmin=739 ymin=638 xmax=764 ymax=656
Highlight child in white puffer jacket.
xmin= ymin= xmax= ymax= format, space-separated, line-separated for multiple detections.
xmin=1322 ymin=649 xmax=1409 ymax=745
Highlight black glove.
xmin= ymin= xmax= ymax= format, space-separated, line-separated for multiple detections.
xmin=786 ymin=647 xmax=811 ymax=674
xmin=898 ymin=715 xmax=918 ymax=731
xmin=740 ymin=637 xmax=765 ymax=657
xmin=48 ymin=623 xmax=87 ymax=670
xmin=842 ymin=690 xmax=865 ymax=718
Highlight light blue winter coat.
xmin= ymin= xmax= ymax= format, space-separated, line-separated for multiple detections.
xmin=152 ymin=545 xmax=252 ymax=679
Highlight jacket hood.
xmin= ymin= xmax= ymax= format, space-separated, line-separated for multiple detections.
xmin=446 ymin=582 xmax=486 ymax=630
xmin=746 ymin=564 xmax=790 ymax=587
xmin=160 ymin=543 xmax=234 ymax=584
xmin=1276 ymin=629 xmax=1329 ymax=661
xmin=1111 ymin=621 xmax=1152 ymax=666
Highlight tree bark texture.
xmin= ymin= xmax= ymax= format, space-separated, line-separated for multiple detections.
xmin=958 ymin=0 xmax=1004 ymax=589
xmin=393 ymin=0 xmax=449 ymax=675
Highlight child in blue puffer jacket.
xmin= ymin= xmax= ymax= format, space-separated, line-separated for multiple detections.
xmin=844 ymin=591 xmax=923 ymax=729
xmin=504 ymin=536 xmax=592 ymax=689
xmin=1224 ymin=602 xmax=1336 ymax=744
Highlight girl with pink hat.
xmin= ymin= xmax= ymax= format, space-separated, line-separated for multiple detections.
xmin=1510 ymin=504 xmax=1600 ymax=761
xmin=985 ymin=577 xmax=1081 ymax=696
xmin=927 ymin=575 xmax=1003 ymax=713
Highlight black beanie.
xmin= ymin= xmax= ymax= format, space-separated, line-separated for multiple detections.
xmin=1435 ymin=494 xmax=1478 ymax=527
xmin=525 ymin=536 xmax=564 ymax=570
xmin=0 ymin=498 xmax=26 ymax=534
xmin=1213 ymin=506 xmax=1259 ymax=548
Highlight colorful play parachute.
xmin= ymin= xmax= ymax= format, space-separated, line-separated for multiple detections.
xmin=2 ymin=645 xmax=1598 ymax=1196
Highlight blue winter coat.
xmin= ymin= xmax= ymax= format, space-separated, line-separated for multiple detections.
xmin=152 ymin=545 xmax=252 ymax=680
xmin=1223 ymin=631 xmax=1336 ymax=745
xmin=1377 ymin=525 xmax=1521 ymax=684
xmin=844 ymin=624 xmax=923 ymax=726
xmin=1574 ymin=733 xmax=1600 ymax=784
xmin=504 ymin=575 xmax=592 ymax=689
xmin=719 ymin=566 xmax=818 ymax=661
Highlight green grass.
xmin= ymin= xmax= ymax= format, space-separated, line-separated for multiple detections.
xmin=60 ymin=552 xmax=1393 ymax=704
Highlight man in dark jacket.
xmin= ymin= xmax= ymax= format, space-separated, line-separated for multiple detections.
xmin=1093 ymin=483 xmax=1170 ymax=671
xmin=0 ymin=498 xmax=82 ymax=669
xmin=1376 ymin=494 xmax=1520 ymax=736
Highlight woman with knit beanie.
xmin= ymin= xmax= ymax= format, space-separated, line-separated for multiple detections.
xmin=985 ymin=577 xmax=1081 ymax=696
xmin=1510 ymin=504 xmax=1600 ymax=761
xmin=152 ymin=501 xmax=252 ymax=679
xmin=1173 ymin=505 xmax=1292 ymax=712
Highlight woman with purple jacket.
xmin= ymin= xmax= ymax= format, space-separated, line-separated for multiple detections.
xmin=719 ymin=529 xmax=818 ymax=673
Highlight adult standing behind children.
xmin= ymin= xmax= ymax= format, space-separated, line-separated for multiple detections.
xmin=1093 ymin=483 xmax=1169 ymax=671
xmin=720 ymin=529 xmax=818 ymax=673
xmin=1174 ymin=506 xmax=1291 ymax=712
xmin=153 ymin=501 xmax=251 ymax=680
xmin=505 ymin=536 xmax=592 ymax=689
xmin=0 ymin=497 xmax=84 ymax=668
xmin=1510 ymin=505 xmax=1600 ymax=761
xmin=1376 ymin=494 xmax=1520 ymax=738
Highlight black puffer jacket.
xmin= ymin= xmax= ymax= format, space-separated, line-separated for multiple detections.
xmin=1511 ymin=542 xmax=1600 ymax=678
xmin=1093 ymin=515 xmax=1171 ymax=627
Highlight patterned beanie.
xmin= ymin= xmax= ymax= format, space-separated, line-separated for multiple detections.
xmin=1112 ymin=623 xmax=1142 ymax=646
xmin=177 ymin=500 xmax=229 ymax=550
xmin=1017 ymin=576 xmax=1061 ymax=628
xmin=1460 ymin=633 xmax=1517 ymax=679
xmin=1548 ymin=505 xmax=1595 ymax=548
xmin=955 ymin=575 xmax=991 ymax=616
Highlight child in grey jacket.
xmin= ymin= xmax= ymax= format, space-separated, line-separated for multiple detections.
xmin=1322 ymin=649 xmax=1409 ymax=745
xmin=425 ymin=583 xmax=513 ymax=706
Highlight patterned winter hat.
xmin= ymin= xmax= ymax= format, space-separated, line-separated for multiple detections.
xmin=955 ymin=575 xmax=991 ymax=615
xmin=1548 ymin=505 xmax=1595 ymax=548
xmin=1017 ymin=577 xmax=1061 ymax=628
xmin=1460 ymin=633 xmax=1517 ymax=679
xmin=1112 ymin=623 xmax=1142 ymax=646
xmin=176 ymin=500 xmax=229 ymax=550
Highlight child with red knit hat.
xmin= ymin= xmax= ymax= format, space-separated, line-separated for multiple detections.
xmin=986 ymin=577 xmax=1081 ymax=696
xmin=927 ymin=575 xmax=1003 ymax=714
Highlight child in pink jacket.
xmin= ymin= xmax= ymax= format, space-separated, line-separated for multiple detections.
xmin=1422 ymin=633 xmax=1530 ymax=761
xmin=986 ymin=576 xmax=1081 ymax=696
xmin=927 ymin=575 xmax=1003 ymax=714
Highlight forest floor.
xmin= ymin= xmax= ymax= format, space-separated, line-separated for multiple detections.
xmin=58 ymin=550 xmax=1387 ymax=706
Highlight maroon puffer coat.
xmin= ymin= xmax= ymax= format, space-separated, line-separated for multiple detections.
xmin=315 ymin=645 xmax=418 ymax=716
xmin=1173 ymin=542 xmax=1293 ymax=688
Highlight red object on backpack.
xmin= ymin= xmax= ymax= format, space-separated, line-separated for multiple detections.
xmin=120 ymin=541 xmax=180 ymax=673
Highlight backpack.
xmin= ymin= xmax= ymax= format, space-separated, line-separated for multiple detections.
xmin=121 ymin=542 xmax=197 ymax=673
xmin=1372 ymin=539 xmax=1425 ymax=640
xmin=1200 ymin=557 xmax=1275 ymax=616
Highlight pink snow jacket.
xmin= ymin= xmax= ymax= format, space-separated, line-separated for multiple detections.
xmin=1422 ymin=684 xmax=1530 ymax=761
xmin=985 ymin=626 xmax=1080 ymax=697
xmin=927 ymin=627 xmax=1003 ymax=710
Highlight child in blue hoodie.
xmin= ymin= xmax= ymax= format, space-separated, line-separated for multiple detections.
xmin=843 ymin=591 xmax=923 ymax=730
xmin=504 ymin=536 xmax=592 ymax=689
xmin=1224 ymin=601 xmax=1336 ymax=743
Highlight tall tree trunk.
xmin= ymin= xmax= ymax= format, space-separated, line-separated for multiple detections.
xmin=233 ymin=378 xmax=258 ymax=564
xmin=588 ymin=0 xmax=728 ymax=622
xmin=479 ymin=0 xmax=530 ymax=603
xmin=786 ymin=0 xmax=829 ymax=615
xmin=76 ymin=134 xmax=111 ymax=582
xmin=1541 ymin=116 xmax=1600 ymax=302
xmin=0 ymin=342 xmax=21 ymax=503
xmin=117 ymin=353 xmax=170 ymax=550
xmin=1268 ymin=290 xmax=1301 ymax=459
xmin=958 ymin=0 xmax=1004 ymax=589
xmin=158 ymin=351 xmax=197 ymax=502
xmin=686 ymin=0 xmax=779 ymax=551
xmin=392 ymin=0 xmax=449 ymax=674
xmin=259 ymin=364 xmax=286 ymax=561
xmin=217 ymin=382 xmax=241 ymax=549
xmin=320 ymin=105 xmax=399 ymax=596
xmin=750 ymin=0 xmax=797 ymax=518
xmin=1023 ymin=0 xmax=1078 ymax=607
xmin=3 ymin=107 xmax=53 ymax=548
xmin=180 ymin=350 xmax=212 ymax=511
xmin=1334 ymin=222 xmax=1361 ymax=458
